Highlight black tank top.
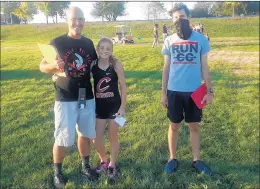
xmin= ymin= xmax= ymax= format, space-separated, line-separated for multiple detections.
xmin=92 ymin=60 xmax=120 ymax=100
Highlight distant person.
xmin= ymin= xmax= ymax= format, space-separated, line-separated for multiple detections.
xmin=201 ymin=24 xmax=204 ymax=33
xmin=196 ymin=24 xmax=201 ymax=33
xmin=162 ymin=24 xmax=168 ymax=42
xmin=152 ymin=24 xmax=159 ymax=48
xmin=161 ymin=3 xmax=214 ymax=175
xmin=39 ymin=7 xmax=98 ymax=188
xmin=190 ymin=24 xmax=194 ymax=30
xmin=198 ymin=23 xmax=202 ymax=33
xmin=206 ymin=33 xmax=210 ymax=42
xmin=92 ymin=38 xmax=127 ymax=182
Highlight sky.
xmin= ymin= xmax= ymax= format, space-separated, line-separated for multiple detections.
xmin=30 ymin=2 xmax=196 ymax=23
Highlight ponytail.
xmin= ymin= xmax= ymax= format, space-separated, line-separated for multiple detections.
xmin=109 ymin=55 xmax=118 ymax=68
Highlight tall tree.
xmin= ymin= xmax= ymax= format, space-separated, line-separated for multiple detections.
xmin=12 ymin=2 xmax=37 ymax=24
xmin=210 ymin=2 xmax=224 ymax=16
xmin=35 ymin=2 xmax=50 ymax=24
xmin=225 ymin=2 xmax=242 ymax=17
xmin=1 ymin=1 xmax=20 ymax=24
xmin=49 ymin=2 xmax=70 ymax=23
xmin=141 ymin=2 xmax=152 ymax=20
xmin=211 ymin=2 xmax=248 ymax=17
xmin=35 ymin=2 xmax=70 ymax=24
xmin=190 ymin=2 xmax=214 ymax=18
xmin=91 ymin=2 xmax=126 ymax=21
xmin=236 ymin=2 xmax=248 ymax=16
xmin=150 ymin=2 xmax=166 ymax=20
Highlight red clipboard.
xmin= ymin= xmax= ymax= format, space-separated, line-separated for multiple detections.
xmin=191 ymin=83 xmax=207 ymax=109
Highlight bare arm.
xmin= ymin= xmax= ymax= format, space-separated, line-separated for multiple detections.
xmin=161 ymin=55 xmax=171 ymax=108
xmin=39 ymin=56 xmax=64 ymax=74
xmin=201 ymin=53 xmax=214 ymax=104
xmin=162 ymin=55 xmax=170 ymax=95
xmin=89 ymin=60 xmax=96 ymax=78
xmin=201 ymin=53 xmax=213 ymax=91
xmin=90 ymin=59 xmax=97 ymax=72
xmin=115 ymin=62 xmax=127 ymax=115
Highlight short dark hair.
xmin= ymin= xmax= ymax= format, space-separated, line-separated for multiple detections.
xmin=168 ymin=3 xmax=190 ymax=17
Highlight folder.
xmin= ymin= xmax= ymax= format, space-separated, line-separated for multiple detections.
xmin=38 ymin=44 xmax=66 ymax=77
xmin=190 ymin=83 xmax=207 ymax=109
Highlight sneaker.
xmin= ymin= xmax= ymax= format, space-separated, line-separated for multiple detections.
xmin=192 ymin=160 xmax=212 ymax=176
xmin=81 ymin=164 xmax=99 ymax=181
xmin=53 ymin=172 xmax=67 ymax=189
xmin=107 ymin=166 xmax=117 ymax=183
xmin=96 ymin=161 xmax=109 ymax=173
xmin=164 ymin=159 xmax=178 ymax=174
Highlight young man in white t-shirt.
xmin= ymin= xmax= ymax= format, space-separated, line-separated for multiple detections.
xmin=161 ymin=3 xmax=214 ymax=175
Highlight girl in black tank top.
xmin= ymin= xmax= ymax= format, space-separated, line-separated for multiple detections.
xmin=92 ymin=59 xmax=121 ymax=118
xmin=91 ymin=38 xmax=127 ymax=180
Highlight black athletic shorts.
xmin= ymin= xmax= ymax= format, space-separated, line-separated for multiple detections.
xmin=167 ymin=90 xmax=202 ymax=123
xmin=96 ymin=97 xmax=121 ymax=119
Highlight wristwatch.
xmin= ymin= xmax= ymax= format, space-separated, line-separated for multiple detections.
xmin=207 ymin=88 xmax=214 ymax=94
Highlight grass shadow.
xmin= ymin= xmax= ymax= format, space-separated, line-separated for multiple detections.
xmin=125 ymin=70 xmax=258 ymax=90
xmin=1 ymin=70 xmax=50 ymax=81
xmin=116 ymin=157 xmax=259 ymax=189
xmin=125 ymin=71 xmax=162 ymax=80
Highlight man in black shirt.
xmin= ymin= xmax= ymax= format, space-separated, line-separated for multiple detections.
xmin=40 ymin=7 xmax=98 ymax=188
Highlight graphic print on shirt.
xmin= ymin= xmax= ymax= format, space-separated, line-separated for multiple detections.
xmin=63 ymin=47 xmax=93 ymax=78
xmin=171 ymin=41 xmax=198 ymax=64
xmin=96 ymin=76 xmax=114 ymax=98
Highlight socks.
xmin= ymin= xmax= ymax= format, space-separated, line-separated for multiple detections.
xmin=54 ymin=156 xmax=90 ymax=173
xmin=54 ymin=163 xmax=62 ymax=175
xmin=81 ymin=156 xmax=90 ymax=168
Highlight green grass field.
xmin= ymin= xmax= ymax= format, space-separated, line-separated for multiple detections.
xmin=1 ymin=17 xmax=259 ymax=189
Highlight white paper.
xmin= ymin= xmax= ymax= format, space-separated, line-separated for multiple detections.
xmin=80 ymin=104 xmax=85 ymax=109
xmin=114 ymin=116 xmax=126 ymax=127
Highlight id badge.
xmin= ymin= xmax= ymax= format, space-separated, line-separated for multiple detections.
xmin=78 ymin=88 xmax=86 ymax=109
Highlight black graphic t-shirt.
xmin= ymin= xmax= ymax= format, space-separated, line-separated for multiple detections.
xmin=163 ymin=25 xmax=167 ymax=34
xmin=50 ymin=34 xmax=97 ymax=101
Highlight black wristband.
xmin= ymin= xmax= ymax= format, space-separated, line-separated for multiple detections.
xmin=207 ymin=88 xmax=214 ymax=93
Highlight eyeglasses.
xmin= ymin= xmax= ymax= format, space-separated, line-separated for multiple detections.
xmin=70 ymin=17 xmax=85 ymax=22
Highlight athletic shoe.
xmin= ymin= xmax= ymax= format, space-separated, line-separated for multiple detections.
xmin=96 ymin=161 xmax=109 ymax=173
xmin=192 ymin=160 xmax=212 ymax=175
xmin=164 ymin=159 xmax=178 ymax=174
xmin=53 ymin=172 xmax=67 ymax=189
xmin=107 ymin=166 xmax=117 ymax=183
xmin=81 ymin=164 xmax=99 ymax=181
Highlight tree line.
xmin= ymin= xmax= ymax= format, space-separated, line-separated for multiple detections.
xmin=1 ymin=2 xmax=70 ymax=24
xmin=1 ymin=1 xmax=259 ymax=24
xmin=190 ymin=2 xmax=259 ymax=18
xmin=92 ymin=2 xmax=259 ymax=20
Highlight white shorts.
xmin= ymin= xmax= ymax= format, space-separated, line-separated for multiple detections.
xmin=54 ymin=99 xmax=96 ymax=147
